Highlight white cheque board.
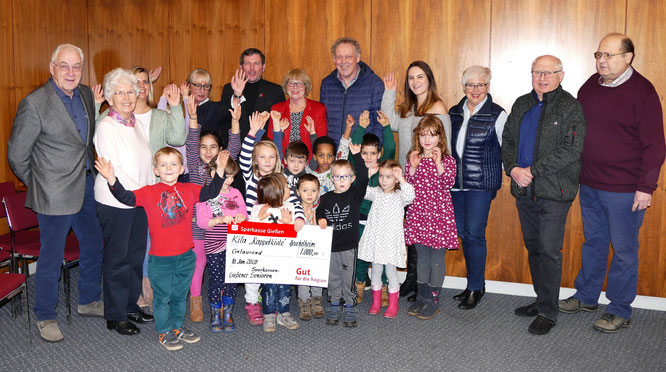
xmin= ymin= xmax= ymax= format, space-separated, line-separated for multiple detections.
xmin=225 ymin=222 xmax=332 ymax=286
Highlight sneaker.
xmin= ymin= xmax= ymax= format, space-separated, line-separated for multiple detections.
xmin=277 ymin=312 xmax=300 ymax=330
xmin=343 ymin=304 xmax=357 ymax=327
xmin=528 ymin=315 xmax=556 ymax=335
xmin=593 ymin=313 xmax=630 ymax=333
xmin=312 ymin=297 xmax=325 ymax=319
xmin=558 ymin=297 xmax=598 ymax=314
xmin=263 ymin=313 xmax=276 ymax=332
xmin=245 ymin=303 xmax=264 ymax=325
xmin=159 ymin=331 xmax=183 ymax=351
xmin=298 ymin=298 xmax=312 ymax=321
xmin=173 ymin=326 xmax=200 ymax=344
xmin=326 ymin=303 xmax=341 ymax=325
xmin=37 ymin=320 xmax=64 ymax=342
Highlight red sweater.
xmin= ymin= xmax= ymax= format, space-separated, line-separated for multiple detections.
xmin=134 ymin=182 xmax=202 ymax=256
xmin=577 ymin=70 xmax=665 ymax=194
xmin=267 ymin=98 xmax=327 ymax=160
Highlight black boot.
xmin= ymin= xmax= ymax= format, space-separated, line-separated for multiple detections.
xmin=458 ymin=290 xmax=484 ymax=310
xmin=400 ymin=245 xmax=418 ymax=298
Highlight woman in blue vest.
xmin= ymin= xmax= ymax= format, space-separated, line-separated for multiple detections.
xmin=449 ymin=66 xmax=507 ymax=310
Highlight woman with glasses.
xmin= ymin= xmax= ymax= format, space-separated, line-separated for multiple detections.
xmin=266 ymin=69 xmax=327 ymax=160
xmin=381 ymin=60 xmax=450 ymax=301
xmin=448 ymin=65 xmax=507 ymax=310
xmin=185 ymin=68 xmax=227 ymax=134
xmin=93 ymin=68 xmax=161 ymax=335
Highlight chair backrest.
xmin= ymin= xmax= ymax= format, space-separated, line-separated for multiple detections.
xmin=0 ymin=182 xmax=16 ymax=218
xmin=2 ymin=192 xmax=38 ymax=232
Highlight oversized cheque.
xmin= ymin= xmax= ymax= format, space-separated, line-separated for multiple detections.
xmin=225 ymin=222 xmax=333 ymax=286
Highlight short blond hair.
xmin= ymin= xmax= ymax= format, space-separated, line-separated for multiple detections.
xmin=153 ymin=147 xmax=183 ymax=166
xmin=281 ymin=69 xmax=313 ymax=96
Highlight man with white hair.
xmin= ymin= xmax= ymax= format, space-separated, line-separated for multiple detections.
xmin=502 ymin=55 xmax=586 ymax=335
xmin=8 ymin=43 xmax=104 ymax=342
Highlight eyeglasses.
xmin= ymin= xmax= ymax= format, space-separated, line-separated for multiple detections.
xmin=287 ymin=81 xmax=305 ymax=88
xmin=593 ymin=52 xmax=626 ymax=60
xmin=113 ymin=90 xmax=137 ymax=97
xmin=52 ymin=62 xmax=82 ymax=73
xmin=332 ymin=174 xmax=353 ymax=181
xmin=190 ymin=83 xmax=211 ymax=91
xmin=531 ymin=70 xmax=562 ymax=78
xmin=464 ymin=83 xmax=488 ymax=90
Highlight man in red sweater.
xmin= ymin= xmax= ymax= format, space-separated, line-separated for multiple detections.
xmin=559 ymin=33 xmax=665 ymax=333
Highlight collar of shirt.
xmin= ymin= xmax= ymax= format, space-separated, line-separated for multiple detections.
xmin=337 ymin=67 xmax=361 ymax=89
xmin=598 ymin=66 xmax=633 ymax=87
xmin=462 ymin=96 xmax=488 ymax=119
xmin=49 ymin=78 xmax=80 ymax=101
xmin=198 ymin=98 xmax=210 ymax=106
xmin=108 ymin=107 xmax=136 ymax=128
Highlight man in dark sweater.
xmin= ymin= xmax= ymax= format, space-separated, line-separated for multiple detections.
xmin=219 ymin=48 xmax=285 ymax=145
xmin=316 ymin=144 xmax=368 ymax=328
xmin=559 ymin=33 xmax=665 ymax=333
xmin=502 ymin=55 xmax=586 ymax=336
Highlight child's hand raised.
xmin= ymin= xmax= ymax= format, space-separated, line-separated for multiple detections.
xmin=345 ymin=114 xmax=355 ymax=129
xmin=229 ymin=97 xmax=241 ymax=121
xmin=258 ymin=204 xmax=270 ymax=221
xmin=305 ymin=116 xmax=316 ymax=135
xmin=409 ymin=150 xmax=422 ymax=170
xmin=186 ymin=94 xmax=197 ymax=127
xmin=279 ymin=207 xmax=293 ymax=224
xmin=359 ymin=110 xmax=370 ymax=128
xmin=431 ymin=147 xmax=442 ymax=163
xmin=368 ymin=166 xmax=378 ymax=178
xmin=270 ymin=110 xmax=282 ymax=131
xmin=279 ymin=118 xmax=290 ymax=132
xmin=392 ymin=166 xmax=405 ymax=182
xmin=94 ymin=157 xmax=116 ymax=185
xmin=215 ymin=150 xmax=230 ymax=178
xmin=248 ymin=111 xmax=265 ymax=136
xmin=377 ymin=110 xmax=390 ymax=127
xmin=259 ymin=111 xmax=270 ymax=125
xmin=349 ymin=143 xmax=361 ymax=155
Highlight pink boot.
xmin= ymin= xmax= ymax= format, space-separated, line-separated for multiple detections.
xmin=384 ymin=290 xmax=399 ymax=318
xmin=368 ymin=289 xmax=382 ymax=315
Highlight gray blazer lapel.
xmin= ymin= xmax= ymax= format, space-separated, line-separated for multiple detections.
xmin=45 ymin=84 xmax=86 ymax=144
xmin=79 ymin=85 xmax=95 ymax=146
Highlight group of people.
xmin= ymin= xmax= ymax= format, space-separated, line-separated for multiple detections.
xmin=6 ymin=32 xmax=664 ymax=349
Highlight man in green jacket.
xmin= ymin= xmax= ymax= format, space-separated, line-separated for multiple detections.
xmin=502 ymin=55 xmax=586 ymax=336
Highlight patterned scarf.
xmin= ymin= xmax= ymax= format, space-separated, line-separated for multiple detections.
xmin=108 ymin=108 xmax=136 ymax=128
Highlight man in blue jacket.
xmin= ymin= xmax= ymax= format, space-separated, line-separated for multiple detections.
xmin=320 ymin=37 xmax=384 ymax=146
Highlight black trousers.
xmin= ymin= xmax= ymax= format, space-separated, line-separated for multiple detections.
xmin=516 ymin=197 xmax=572 ymax=321
xmin=97 ymin=203 xmax=148 ymax=321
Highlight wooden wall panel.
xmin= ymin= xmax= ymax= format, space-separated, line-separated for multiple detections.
xmin=371 ymin=0 xmax=492 ymax=279
xmin=490 ymin=0 xmax=627 ymax=286
xmin=627 ymin=0 xmax=666 ymax=297
xmin=0 ymin=0 xmax=16 ymax=186
xmin=168 ymin=0 xmax=265 ymax=98
xmin=264 ymin=0 xmax=372 ymax=101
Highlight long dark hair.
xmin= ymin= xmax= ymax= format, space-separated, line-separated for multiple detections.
xmin=398 ymin=61 xmax=443 ymax=118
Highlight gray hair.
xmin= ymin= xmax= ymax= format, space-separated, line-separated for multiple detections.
xmin=102 ymin=68 xmax=139 ymax=103
xmin=532 ymin=55 xmax=563 ymax=71
xmin=50 ymin=44 xmax=84 ymax=64
xmin=331 ymin=37 xmax=362 ymax=57
xmin=461 ymin=65 xmax=492 ymax=89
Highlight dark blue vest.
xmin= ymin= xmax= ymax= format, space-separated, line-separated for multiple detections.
xmin=449 ymin=94 xmax=503 ymax=190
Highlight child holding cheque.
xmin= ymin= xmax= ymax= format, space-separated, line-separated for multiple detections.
xmin=316 ymin=143 xmax=368 ymax=327
xmin=196 ymin=157 xmax=247 ymax=333
xmin=95 ymin=148 xmax=229 ymax=351
xmin=249 ymin=173 xmax=299 ymax=333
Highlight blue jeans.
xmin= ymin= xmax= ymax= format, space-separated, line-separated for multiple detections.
xmin=516 ymin=197 xmax=572 ymax=321
xmin=573 ymin=185 xmax=645 ymax=319
xmin=34 ymin=174 xmax=103 ymax=321
xmin=261 ymin=284 xmax=291 ymax=314
xmin=451 ymin=190 xmax=495 ymax=291
xmin=148 ymin=249 xmax=196 ymax=334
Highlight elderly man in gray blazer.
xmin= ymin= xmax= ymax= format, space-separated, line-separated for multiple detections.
xmin=8 ymin=44 xmax=104 ymax=342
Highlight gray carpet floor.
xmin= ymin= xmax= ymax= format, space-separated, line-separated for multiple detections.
xmin=1 ymin=268 xmax=665 ymax=371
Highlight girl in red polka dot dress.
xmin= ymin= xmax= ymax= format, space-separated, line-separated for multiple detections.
xmin=404 ymin=115 xmax=458 ymax=320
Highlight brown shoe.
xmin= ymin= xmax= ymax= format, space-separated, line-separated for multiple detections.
xmin=298 ymin=298 xmax=312 ymax=321
xmin=381 ymin=285 xmax=389 ymax=308
xmin=356 ymin=282 xmax=365 ymax=303
xmin=593 ymin=313 xmax=630 ymax=333
xmin=312 ymin=296 xmax=325 ymax=318
xmin=189 ymin=296 xmax=203 ymax=322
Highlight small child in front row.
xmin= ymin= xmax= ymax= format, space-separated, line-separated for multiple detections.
xmin=306 ymin=116 xmax=352 ymax=196
xmin=357 ymin=160 xmax=415 ymax=318
xmin=316 ymin=143 xmax=368 ymax=327
xmin=95 ymin=148 xmax=230 ymax=351
xmin=404 ymin=115 xmax=457 ymax=320
xmin=250 ymin=173 xmax=299 ymax=332
xmin=195 ymin=157 xmax=248 ymax=333
xmin=295 ymin=174 xmax=323 ymax=320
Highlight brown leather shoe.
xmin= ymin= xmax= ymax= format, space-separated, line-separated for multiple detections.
xmin=190 ymin=296 xmax=203 ymax=322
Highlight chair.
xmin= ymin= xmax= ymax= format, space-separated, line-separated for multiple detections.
xmin=0 ymin=273 xmax=31 ymax=345
xmin=2 ymin=192 xmax=81 ymax=322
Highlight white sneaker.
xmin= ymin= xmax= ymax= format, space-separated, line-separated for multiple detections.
xmin=263 ymin=313 xmax=276 ymax=333
xmin=277 ymin=312 xmax=299 ymax=330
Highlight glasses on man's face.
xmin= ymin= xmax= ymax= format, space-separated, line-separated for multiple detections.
xmin=190 ymin=83 xmax=211 ymax=91
xmin=332 ymin=174 xmax=353 ymax=181
xmin=113 ymin=90 xmax=137 ymax=97
xmin=593 ymin=52 xmax=626 ymax=60
xmin=287 ymin=81 xmax=305 ymax=88
xmin=464 ymin=83 xmax=488 ymax=90
xmin=53 ymin=62 xmax=82 ymax=73
xmin=531 ymin=70 xmax=561 ymax=79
